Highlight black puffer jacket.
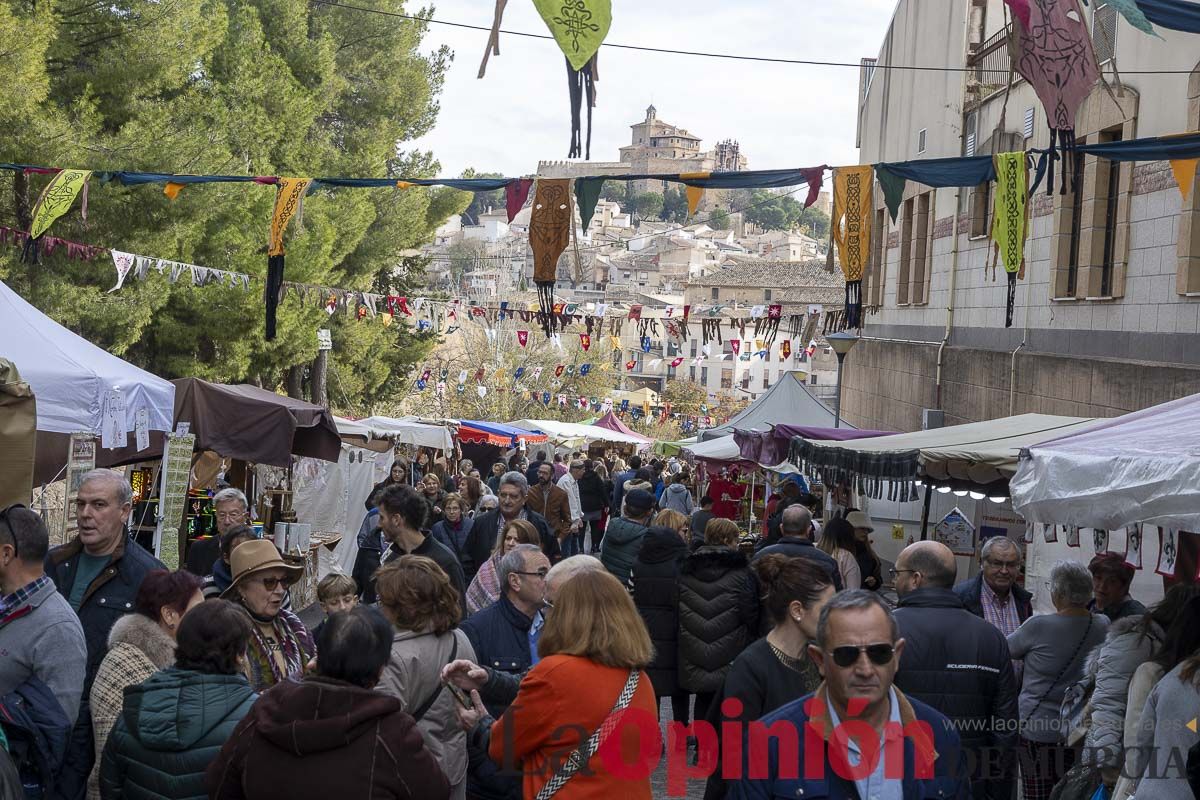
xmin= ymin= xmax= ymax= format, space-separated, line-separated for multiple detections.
xmin=893 ymin=587 xmax=1018 ymax=797
xmin=630 ymin=527 xmax=688 ymax=698
xmin=677 ymin=546 xmax=759 ymax=694
xmin=578 ymin=471 xmax=609 ymax=515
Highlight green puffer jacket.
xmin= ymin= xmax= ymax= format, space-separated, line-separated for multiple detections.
xmin=99 ymin=667 xmax=257 ymax=800
xmin=599 ymin=516 xmax=649 ymax=588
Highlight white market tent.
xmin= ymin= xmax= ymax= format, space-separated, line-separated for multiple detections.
xmin=354 ymin=415 xmax=454 ymax=450
xmin=510 ymin=419 xmax=651 ymax=449
xmin=1011 ymin=393 xmax=1200 ymax=532
xmin=0 ymin=279 xmax=174 ymax=445
xmin=700 ymin=372 xmax=840 ymax=441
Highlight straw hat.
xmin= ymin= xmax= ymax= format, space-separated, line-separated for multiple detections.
xmin=221 ymin=539 xmax=304 ymax=600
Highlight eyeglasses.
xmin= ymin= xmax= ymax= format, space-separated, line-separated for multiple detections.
xmin=216 ymin=510 xmax=246 ymax=521
xmin=985 ymin=559 xmax=1021 ymax=570
xmin=515 ymin=569 xmax=550 ymax=579
xmin=0 ymin=504 xmax=26 ymax=559
xmin=829 ymin=643 xmax=896 ymax=668
xmin=258 ymin=576 xmax=287 ymax=591
xmin=888 ymin=568 xmax=916 ymax=578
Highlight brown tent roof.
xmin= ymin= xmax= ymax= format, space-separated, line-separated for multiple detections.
xmin=173 ymin=379 xmax=341 ymax=467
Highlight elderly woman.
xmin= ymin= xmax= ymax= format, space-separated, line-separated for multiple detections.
xmin=100 ymin=600 xmax=257 ymax=800
xmin=464 ymin=519 xmax=541 ymax=614
xmin=1007 ymin=560 xmax=1109 ymax=800
xmin=376 ymin=556 xmax=476 ymax=800
xmin=88 ymin=569 xmax=205 ymax=799
xmin=431 ymin=493 xmax=475 ymax=573
xmin=223 ymin=539 xmax=314 ymax=692
xmin=678 ymin=518 xmax=760 ymax=725
xmin=456 ymin=569 xmax=658 ymax=799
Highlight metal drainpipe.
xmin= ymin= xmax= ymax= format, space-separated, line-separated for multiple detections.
xmin=935 ymin=6 xmax=976 ymax=411
xmin=1009 ymin=271 xmax=1033 ymax=414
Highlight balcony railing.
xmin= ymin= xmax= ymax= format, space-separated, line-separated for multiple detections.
xmin=967 ymin=25 xmax=1015 ymax=106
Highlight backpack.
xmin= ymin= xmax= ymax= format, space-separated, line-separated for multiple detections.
xmin=0 ymin=677 xmax=72 ymax=799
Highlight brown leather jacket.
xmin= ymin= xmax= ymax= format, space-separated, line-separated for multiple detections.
xmin=525 ymin=484 xmax=571 ymax=539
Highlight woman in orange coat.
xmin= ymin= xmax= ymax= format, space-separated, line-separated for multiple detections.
xmin=456 ymin=568 xmax=659 ymax=799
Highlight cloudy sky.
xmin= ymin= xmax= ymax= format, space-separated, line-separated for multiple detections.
xmin=407 ymin=0 xmax=898 ymax=178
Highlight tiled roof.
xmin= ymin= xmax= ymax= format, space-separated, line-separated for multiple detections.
xmin=687 ymin=259 xmax=840 ymax=289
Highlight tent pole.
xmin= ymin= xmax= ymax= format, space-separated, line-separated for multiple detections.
xmin=920 ymin=485 xmax=932 ymax=540
xmin=748 ymin=470 xmax=756 ymax=536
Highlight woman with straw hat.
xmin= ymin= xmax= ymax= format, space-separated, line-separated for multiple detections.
xmin=222 ymin=539 xmax=314 ymax=692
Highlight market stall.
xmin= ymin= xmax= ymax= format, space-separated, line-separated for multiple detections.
xmin=592 ymin=411 xmax=654 ymax=445
xmin=1011 ymin=393 xmax=1200 ymax=592
xmin=510 ymin=418 xmax=650 ymax=452
xmin=457 ymin=419 xmax=547 ymax=447
xmin=700 ymin=372 xmax=838 ymax=441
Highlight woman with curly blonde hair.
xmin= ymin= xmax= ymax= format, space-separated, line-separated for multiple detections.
xmin=376 ymin=555 xmax=476 ymax=800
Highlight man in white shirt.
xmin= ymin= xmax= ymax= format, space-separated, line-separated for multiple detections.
xmin=556 ymin=460 xmax=585 ymax=557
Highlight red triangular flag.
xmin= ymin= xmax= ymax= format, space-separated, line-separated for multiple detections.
xmin=580 ymin=334 xmax=591 ymax=351
xmin=555 ymin=364 xmax=565 ymax=377
xmin=517 ymin=330 xmax=529 ymax=347
xmin=505 ymin=178 xmax=534 ymax=223
xmin=731 ymin=339 xmax=741 ymax=355
xmin=669 ymin=357 xmax=684 ymax=367
xmin=625 ymin=359 xmax=637 ymax=371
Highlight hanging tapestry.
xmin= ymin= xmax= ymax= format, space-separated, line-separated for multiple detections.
xmin=991 ymin=151 xmax=1030 ymax=328
xmin=265 ymin=177 xmax=313 ymax=340
xmin=1012 ymin=0 xmax=1099 ymax=194
xmin=533 ymin=0 xmax=611 ymax=159
xmin=506 ymin=178 xmax=534 ymax=222
xmin=25 ymin=169 xmax=92 ymax=263
xmin=831 ymin=165 xmax=874 ymax=329
xmin=528 ymin=178 xmax=572 ymax=335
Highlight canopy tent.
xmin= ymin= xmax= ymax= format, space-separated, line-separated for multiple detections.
xmin=172 ymin=379 xmax=342 ymax=467
xmin=458 ymin=420 xmax=547 ymax=447
xmin=791 ymin=413 xmax=1098 ymax=500
xmin=353 ymin=415 xmax=455 ymax=451
xmin=593 ymin=411 xmax=653 ymax=443
xmin=0 ymin=278 xmax=174 ymax=445
xmin=655 ymin=437 xmax=695 ymax=456
xmin=1011 ymin=393 xmax=1200 ymax=532
xmin=735 ymin=425 xmax=893 ymax=468
xmin=510 ymin=419 xmax=650 ymax=449
xmin=684 ymin=435 xmax=800 ymax=472
xmin=700 ymin=372 xmax=843 ymax=441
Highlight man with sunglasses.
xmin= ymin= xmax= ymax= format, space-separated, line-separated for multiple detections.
xmin=892 ymin=541 xmax=1018 ymax=800
xmin=0 ymin=505 xmax=88 ymax=726
xmin=731 ymin=590 xmax=970 ymax=800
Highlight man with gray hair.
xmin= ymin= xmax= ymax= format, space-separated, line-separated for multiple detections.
xmin=753 ymin=504 xmax=844 ymax=590
xmin=892 ymin=541 xmax=1018 ymax=800
xmin=184 ymin=486 xmax=249 ymax=577
xmin=954 ymin=536 xmax=1033 ymax=637
xmin=466 ymin=471 xmax=559 ymax=575
xmin=731 ymin=589 xmax=970 ymax=800
xmin=44 ymin=468 xmax=164 ymax=799
xmin=458 ymin=542 xmax=550 ymax=799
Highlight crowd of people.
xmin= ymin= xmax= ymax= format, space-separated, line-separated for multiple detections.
xmin=2 ymin=461 xmax=1199 ymax=800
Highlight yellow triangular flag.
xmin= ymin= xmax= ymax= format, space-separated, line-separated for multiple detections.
xmin=1170 ymin=158 xmax=1198 ymax=202
xmin=609 ymin=335 xmax=622 ymax=350
xmin=396 ymin=180 xmax=413 ymax=190
xmin=680 ymin=172 xmax=711 ymax=217
xmin=163 ymin=182 xmax=185 ymax=200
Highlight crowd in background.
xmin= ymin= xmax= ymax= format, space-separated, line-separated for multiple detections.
xmin=2 ymin=459 xmax=1199 ymax=800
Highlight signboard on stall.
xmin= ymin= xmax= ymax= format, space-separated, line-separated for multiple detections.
xmin=154 ymin=433 xmax=195 ymax=570
xmin=933 ymin=507 xmax=976 ymax=556
xmin=58 ymin=434 xmax=97 ymax=546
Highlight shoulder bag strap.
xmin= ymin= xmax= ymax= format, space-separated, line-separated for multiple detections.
xmin=410 ymin=635 xmax=458 ymax=723
xmin=534 ymin=669 xmax=641 ymax=800
xmin=1029 ymin=615 xmax=1093 ymax=712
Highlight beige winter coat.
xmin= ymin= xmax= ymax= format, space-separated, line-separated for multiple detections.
xmin=376 ymin=627 xmax=476 ymax=788
xmin=1112 ymin=660 xmax=1166 ymax=800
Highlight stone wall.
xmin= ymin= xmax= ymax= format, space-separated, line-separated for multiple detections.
xmin=840 ymin=337 xmax=1200 ymax=432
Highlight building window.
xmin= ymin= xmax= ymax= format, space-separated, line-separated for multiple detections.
xmin=1051 ymin=86 xmax=1136 ymax=300
xmin=762 ymin=373 xmax=769 ymax=389
xmin=810 ymin=374 xmax=818 ymax=385
xmin=690 ymin=340 xmax=697 ymax=357
xmin=741 ymin=373 xmax=751 ymax=390
xmin=970 ymin=180 xmax=992 ymax=238
xmin=701 ymin=367 xmax=709 ymax=385
xmin=721 ymin=369 xmax=733 ymax=389
xmin=763 ymin=289 xmax=772 ymax=302
xmin=910 ymin=192 xmax=932 ymax=305
xmin=1023 ymin=108 xmax=1036 ymax=140
xmin=917 ymin=128 xmax=927 ymax=154
xmin=898 ymin=197 xmax=914 ymax=305
xmin=866 ymin=207 xmax=887 ymax=306
xmin=690 ymin=366 xmax=696 ymax=380
xmin=711 ymin=287 xmax=719 ymax=300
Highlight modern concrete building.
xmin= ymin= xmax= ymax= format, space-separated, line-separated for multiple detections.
xmin=847 ymin=0 xmax=1200 ymax=433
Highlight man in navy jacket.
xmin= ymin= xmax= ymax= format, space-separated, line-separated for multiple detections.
xmin=729 ymin=590 xmax=970 ymax=800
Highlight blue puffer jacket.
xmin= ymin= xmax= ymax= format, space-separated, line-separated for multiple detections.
xmin=99 ymin=667 xmax=256 ymax=800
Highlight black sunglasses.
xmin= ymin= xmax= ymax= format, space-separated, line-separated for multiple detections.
xmin=0 ymin=504 xmax=27 ymax=559
xmin=829 ymin=643 xmax=896 ymax=668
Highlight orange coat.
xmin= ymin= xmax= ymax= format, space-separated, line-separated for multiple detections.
xmin=489 ymin=654 xmax=658 ymax=800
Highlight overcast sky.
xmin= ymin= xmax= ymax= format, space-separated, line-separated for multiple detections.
xmin=407 ymin=0 xmax=898 ymax=178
